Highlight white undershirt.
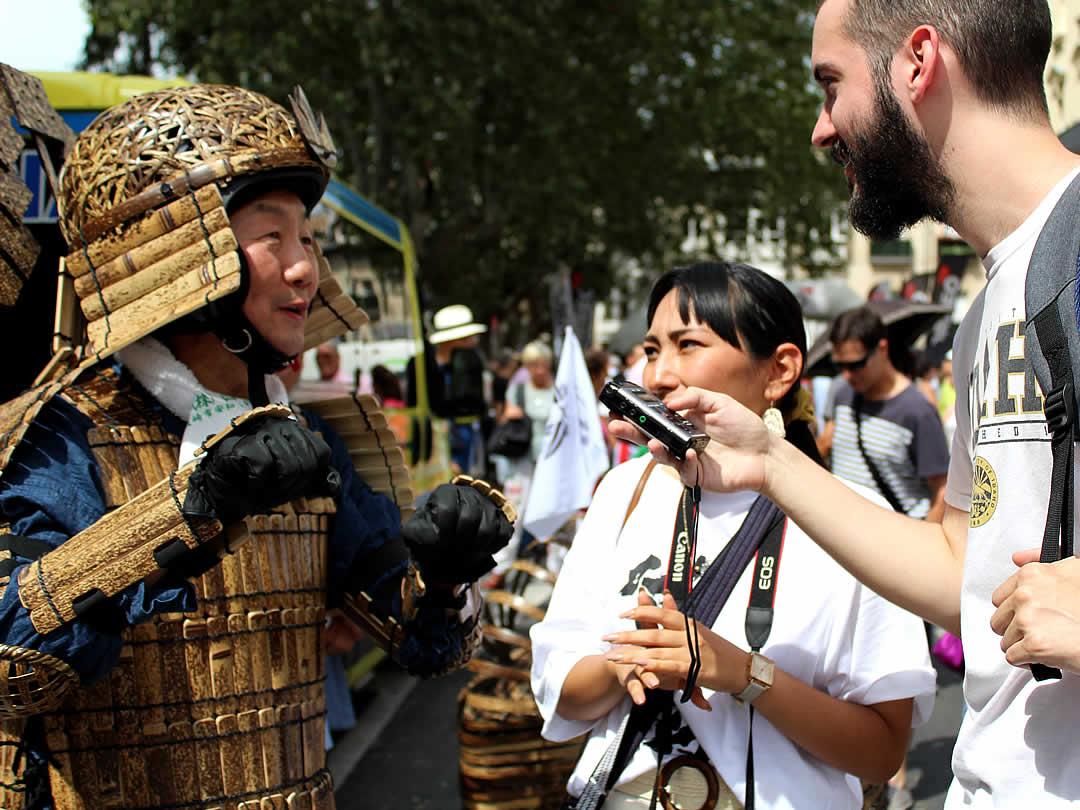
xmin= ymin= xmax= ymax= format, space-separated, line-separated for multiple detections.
xmin=116 ymin=337 xmax=290 ymax=466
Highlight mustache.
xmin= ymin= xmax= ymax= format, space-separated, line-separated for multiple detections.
xmin=831 ymin=140 xmax=853 ymax=168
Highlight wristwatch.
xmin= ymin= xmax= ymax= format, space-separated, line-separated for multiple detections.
xmin=734 ymin=652 xmax=775 ymax=704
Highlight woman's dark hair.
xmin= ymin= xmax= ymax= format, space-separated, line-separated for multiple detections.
xmin=646 ymin=261 xmax=823 ymax=465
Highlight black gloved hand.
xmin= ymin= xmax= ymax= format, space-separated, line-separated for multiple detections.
xmin=183 ymin=414 xmax=341 ymax=525
xmin=402 ymin=483 xmax=514 ymax=585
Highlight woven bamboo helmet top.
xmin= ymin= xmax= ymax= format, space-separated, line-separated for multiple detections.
xmin=57 ymin=83 xmax=337 ymax=245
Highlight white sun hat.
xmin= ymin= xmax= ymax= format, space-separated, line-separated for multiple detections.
xmin=428 ymin=304 xmax=487 ymax=344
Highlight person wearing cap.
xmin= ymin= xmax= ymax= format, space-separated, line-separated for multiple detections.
xmin=0 ymin=81 xmax=512 ymax=809
xmin=411 ymin=304 xmax=489 ymax=474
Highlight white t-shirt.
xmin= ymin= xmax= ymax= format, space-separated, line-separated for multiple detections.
xmin=944 ymin=167 xmax=1080 ymax=809
xmin=531 ymin=456 xmax=935 ymax=810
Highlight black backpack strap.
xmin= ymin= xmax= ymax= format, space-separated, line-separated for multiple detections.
xmin=1022 ymin=170 xmax=1080 ymax=681
xmin=1031 ymin=305 xmax=1076 ymax=565
xmin=1026 ymin=302 xmax=1074 ymax=683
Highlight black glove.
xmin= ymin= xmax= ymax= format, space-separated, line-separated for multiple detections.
xmin=183 ymin=414 xmax=341 ymax=524
xmin=402 ymin=483 xmax=514 ymax=585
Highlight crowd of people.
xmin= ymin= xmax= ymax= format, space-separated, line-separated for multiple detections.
xmin=1 ymin=0 xmax=1079 ymax=809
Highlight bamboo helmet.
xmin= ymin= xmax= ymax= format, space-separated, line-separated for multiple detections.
xmin=56 ymin=83 xmax=365 ymax=401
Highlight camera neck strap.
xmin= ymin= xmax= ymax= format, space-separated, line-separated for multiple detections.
xmin=664 ymin=484 xmax=701 ymax=609
xmin=739 ymin=504 xmax=786 ymax=810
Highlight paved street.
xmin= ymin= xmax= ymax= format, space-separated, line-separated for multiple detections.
xmin=333 ymin=656 xmax=964 ymax=809
xmin=333 ymin=666 xmax=474 ymax=808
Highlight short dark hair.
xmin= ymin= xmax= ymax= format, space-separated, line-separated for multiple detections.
xmin=646 ymin=262 xmax=807 ymax=411
xmin=821 ymin=0 xmax=1052 ymax=119
xmin=371 ymin=364 xmax=403 ymax=402
xmin=829 ymin=305 xmax=887 ymax=352
xmin=647 ymin=262 xmax=822 ymax=464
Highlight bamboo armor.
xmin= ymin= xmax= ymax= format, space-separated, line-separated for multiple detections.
xmin=0 ymin=365 xmax=495 ymax=808
xmin=55 ymin=175 xmax=366 ymax=369
xmin=0 ymin=369 xmax=350 ymax=810
xmin=49 ymin=85 xmax=366 ymax=369
xmin=0 ymin=65 xmax=74 ymax=308
xmin=16 ymin=460 xmax=224 ymax=636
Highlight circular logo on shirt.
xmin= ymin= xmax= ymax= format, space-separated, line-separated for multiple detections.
xmin=970 ymin=456 xmax=998 ymax=527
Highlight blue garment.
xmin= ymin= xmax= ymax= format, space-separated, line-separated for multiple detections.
xmin=0 ymin=364 xmax=467 ymax=684
xmin=449 ymin=420 xmax=479 ymax=472
xmin=324 ymin=653 xmax=357 ymax=736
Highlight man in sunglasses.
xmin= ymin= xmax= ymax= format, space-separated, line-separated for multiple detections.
xmin=824 ymin=305 xmax=950 ymax=523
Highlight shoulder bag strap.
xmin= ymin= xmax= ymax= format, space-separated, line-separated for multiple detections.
xmin=851 ymin=395 xmax=906 ymax=514
xmin=621 ymin=459 xmax=658 ymax=533
xmin=683 ymin=496 xmax=784 ymax=628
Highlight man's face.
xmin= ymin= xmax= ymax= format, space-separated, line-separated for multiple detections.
xmin=231 ymin=190 xmax=319 ymax=358
xmin=811 ymin=0 xmax=955 ymax=240
xmin=839 ymin=82 xmax=955 ymax=240
xmin=832 ymin=338 xmax=885 ymax=394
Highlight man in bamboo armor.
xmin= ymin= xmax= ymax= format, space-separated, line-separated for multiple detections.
xmin=0 ymin=80 xmax=513 ymax=809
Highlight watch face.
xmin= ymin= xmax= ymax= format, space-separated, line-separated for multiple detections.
xmin=749 ymin=653 xmax=775 ymax=686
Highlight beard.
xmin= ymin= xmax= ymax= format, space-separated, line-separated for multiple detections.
xmin=834 ymin=83 xmax=955 ymax=241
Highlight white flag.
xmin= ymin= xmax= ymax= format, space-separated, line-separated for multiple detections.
xmin=522 ymin=326 xmax=610 ymax=538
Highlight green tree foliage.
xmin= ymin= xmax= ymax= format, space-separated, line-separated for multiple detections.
xmin=81 ymin=0 xmax=844 ymax=336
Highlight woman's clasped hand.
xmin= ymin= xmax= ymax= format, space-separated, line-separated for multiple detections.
xmin=602 ymin=589 xmax=760 ymax=711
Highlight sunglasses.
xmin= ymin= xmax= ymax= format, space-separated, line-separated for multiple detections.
xmin=833 ymin=346 xmax=876 ymax=373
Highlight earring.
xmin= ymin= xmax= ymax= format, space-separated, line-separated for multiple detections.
xmin=763 ymin=403 xmax=785 ymax=438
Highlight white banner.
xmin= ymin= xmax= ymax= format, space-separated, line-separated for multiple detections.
xmin=522 ymin=326 xmax=610 ymax=538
